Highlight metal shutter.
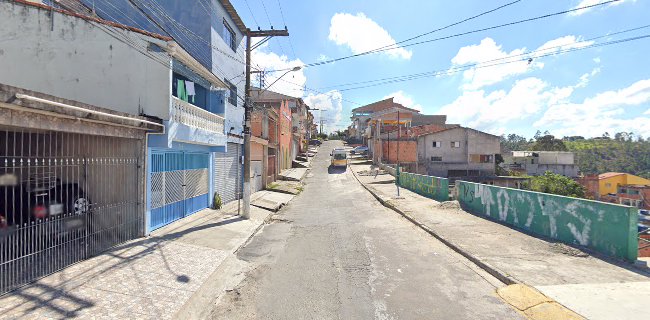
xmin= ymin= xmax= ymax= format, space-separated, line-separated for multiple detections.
xmin=213 ymin=142 xmax=241 ymax=205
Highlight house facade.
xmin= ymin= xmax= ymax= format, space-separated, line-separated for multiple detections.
xmin=0 ymin=0 xmax=170 ymax=294
xmin=503 ymin=151 xmax=579 ymax=177
xmin=55 ymin=0 xmax=246 ymax=208
xmin=416 ymin=127 xmax=501 ymax=178
xmin=578 ymin=172 xmax=650 ymax=208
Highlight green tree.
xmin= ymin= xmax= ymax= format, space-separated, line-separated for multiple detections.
xmin=530 ymin=135 xmax=568 ymax=151
xmin=500 ymin=133 xmax=530 ymax=152
xmin=528 ymin=171 xmax=586 ymax=198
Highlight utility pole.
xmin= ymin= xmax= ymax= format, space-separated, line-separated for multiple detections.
xmin=397 ymin=109 xmax=400 ymax=197
xmin=243 ymin=28 xmax=289 ymax=219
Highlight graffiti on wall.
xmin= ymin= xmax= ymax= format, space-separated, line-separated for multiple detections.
xmin=458 ymin=181 xmax=638 ymax=261
xmin=399 ymin=172 xmax=449 ymax=202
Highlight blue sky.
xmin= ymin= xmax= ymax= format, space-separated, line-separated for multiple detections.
xmin=231 ymin=0 xmax=650 ymax=138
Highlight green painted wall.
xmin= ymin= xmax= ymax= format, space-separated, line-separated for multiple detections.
xmin=457 ymin=181 xmax=639 ymax=262
xmin=398 ymin=171 xmax=449 ymax=202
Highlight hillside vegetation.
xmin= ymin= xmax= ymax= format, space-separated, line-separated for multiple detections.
xmin=501 ymin=132 xmax=650 ymax=179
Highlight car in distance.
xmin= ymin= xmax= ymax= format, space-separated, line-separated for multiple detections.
xmin=308 ymin=139 xmax=322 ymax=146
xmin=330 ymin=149 xmax=348 ymax=167
xmin=350 ymin=146 xmax=369 ymax=155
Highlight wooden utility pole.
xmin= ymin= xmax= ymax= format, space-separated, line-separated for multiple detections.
xmin=243 ymin=28 xmax=289 ymax=219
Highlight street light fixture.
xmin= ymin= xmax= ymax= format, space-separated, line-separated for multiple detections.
xmin=256 ymin=66 xmax=302 ymax=97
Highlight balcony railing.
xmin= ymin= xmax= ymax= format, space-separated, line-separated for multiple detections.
xmin=171 ymin=96 xmax=224 ymax=134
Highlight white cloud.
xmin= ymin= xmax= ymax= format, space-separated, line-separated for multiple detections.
xmin=304 ymin=90 xmax=344 ymax=133
xmin=645 ymin=108 xmax=650 ymax=115
xmin=438 ymin=77 xmax=575 ymax=134
xmin=450 ymin=36 xmax=593 ymax=90
xmin=438 ymin=77 xmax=582 ymax=135
xmin=569 ymin=0 xmax=636 ymax=16
xmin=577 ymin=67 xmax=601 ymax=88
xmin=535 ymin=79 xmax=650 ymax=137
xmin=251 ymin=46 xmax=306 ymax=98
xmin=593 ymin=57 xmax=601 ymax=64
xmin=328 ymin=13 xmax=412 ymax=60
xmin=317 ymin=54 xmax=330 ymax=62
xmin=383 ymin=90 xmax=423 ymax=111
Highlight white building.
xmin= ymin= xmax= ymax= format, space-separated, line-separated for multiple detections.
xmin=504 ymin=151 xmax=579 ymax=177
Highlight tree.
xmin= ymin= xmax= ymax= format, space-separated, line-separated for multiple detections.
xmin=530 ymin=135 xmax=568 ymax=151
xmin=500 ymin=133 xmax=530 ymax=152
xmin=528 ymin=172 xmax=586 ymax=198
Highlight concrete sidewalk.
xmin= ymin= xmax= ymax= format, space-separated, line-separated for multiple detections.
xmin=351 ymin=163 xmax=650 ymax=320
xmin=279 ymin=168 xmax=309 ymax=181
xmin=0 ymin=189 xmax=296 ymax=320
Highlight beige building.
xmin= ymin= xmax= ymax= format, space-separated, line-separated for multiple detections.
xmin=503 ymin=151 xmax=579 ymax=177
xmin=417 ymin=127 xmax=500 ymax=178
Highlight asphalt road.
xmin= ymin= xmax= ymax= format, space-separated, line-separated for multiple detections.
xmin=211 ymin=140 xmax=522 ymax=319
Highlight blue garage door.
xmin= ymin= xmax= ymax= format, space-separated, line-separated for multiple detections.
xmin=149 ymin=151 xmax=209 ymax=232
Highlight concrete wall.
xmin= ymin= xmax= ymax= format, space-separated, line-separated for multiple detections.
xmin=398 ymin=171 xmax=449 ymax=202
xmin=417 ymin=127 xmax=499 ymax=177
xmin=0 ymin=1 xmax=171 ymax=119
xmin=457 ymin=181 xmax=639 ymax=262
xmin=538 ymin=152 xmax=575 ymax=165
xmin=527 ymin=164 xmax=579 ymax=177
xmin=74 ymin=0 xmax=246 ymax=134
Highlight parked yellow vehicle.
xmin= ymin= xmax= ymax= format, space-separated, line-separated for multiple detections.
xmin=330 ymin=149 xmax=348 ymax=167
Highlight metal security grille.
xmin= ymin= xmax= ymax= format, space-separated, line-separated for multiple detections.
xmin=213 ymin=143 xmax=241 ymax=205
xmin=149 ymin=151 xmax=209 ymax=232
xmin=0 ymin=127 xmax=141 ymax=294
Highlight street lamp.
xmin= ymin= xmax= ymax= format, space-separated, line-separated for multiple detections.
xmin=256 ymin=66 xmax=302 ymax=97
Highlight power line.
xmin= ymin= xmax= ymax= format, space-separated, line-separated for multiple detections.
xmin=369 ymin=0 xmax=523 ymax=55
xmin=315 ymin=24 xmax=650 ymax=90
xmin=333 ymin=34 xmax=650 ymax=92
xmin=243 ymin=0 xmax=260 ymax=29
xmin=275 ymin=0 xmax=297 ymax=58
xmin=268 ymin=0 xmax=623 ymax=72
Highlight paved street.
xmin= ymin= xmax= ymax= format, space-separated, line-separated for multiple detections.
xmin=210 ymin=141 xmax=522 ymax=319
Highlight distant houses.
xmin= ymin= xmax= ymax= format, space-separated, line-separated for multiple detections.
xmin=577 ymin=173 xmax=650 ymax=209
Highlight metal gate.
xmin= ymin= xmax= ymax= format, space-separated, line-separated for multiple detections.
xmin=0 ymin=128 xmax=141 ymax=294
xmin=251 ymin=161 xmax=263 ymax=193
xmin=149 ymin=151 xmax=209 ymax=232
xmin=213 ymin=142 xmax=241 ymax=205
xmin=267 ymin=154 xmax=276 ymax=184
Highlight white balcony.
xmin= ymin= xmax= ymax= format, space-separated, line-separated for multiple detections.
xmin=171 ymin=96 xmax=224 ymax=134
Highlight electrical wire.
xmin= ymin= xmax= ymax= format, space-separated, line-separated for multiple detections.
xmin=333 ymin=34 xmax=650 ymax=92
xmin=315 ymin=24 xmax=650 ymax=90
xmin=267 ymin=0 xmax=623 ymax=72
xmin=275 ymin=0 xmax=297 ymax=58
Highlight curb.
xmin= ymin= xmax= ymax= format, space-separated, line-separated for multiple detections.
xmin=350 ymin=167 xmax=518 ymax=286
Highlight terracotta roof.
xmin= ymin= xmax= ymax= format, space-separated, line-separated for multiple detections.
xmin=352 ymin=97 xmax=420 ymax=114
xmin=598 ymin=172 xmax=626 ymax=180
xmin=416 ymin=126 xmax=499 ymax=139
xmin=251 ymin=88 xmax=307 ymax=106
xmin=11 ymin=0 xmax=171 ymax=41
xmin=351 ymin=97 xmax=393 ymax=113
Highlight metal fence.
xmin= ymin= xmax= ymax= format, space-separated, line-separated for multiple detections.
xmin=0 ymin=127 xmax=142 ymax=294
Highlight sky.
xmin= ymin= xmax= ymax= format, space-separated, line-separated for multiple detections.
xmin=231 ymin=0 xmax=650 ymax=138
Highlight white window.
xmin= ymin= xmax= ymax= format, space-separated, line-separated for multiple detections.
xmin=432 ymin=141 xmax=441 ymax=148
xmin=431 ymin=156 xmax=442 ymax=162
xmin=451 ymin=141 xmax=460 ymax=148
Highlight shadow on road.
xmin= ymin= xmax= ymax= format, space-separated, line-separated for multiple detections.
xmin=328 ymin=166 xmax=347 ymax=174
